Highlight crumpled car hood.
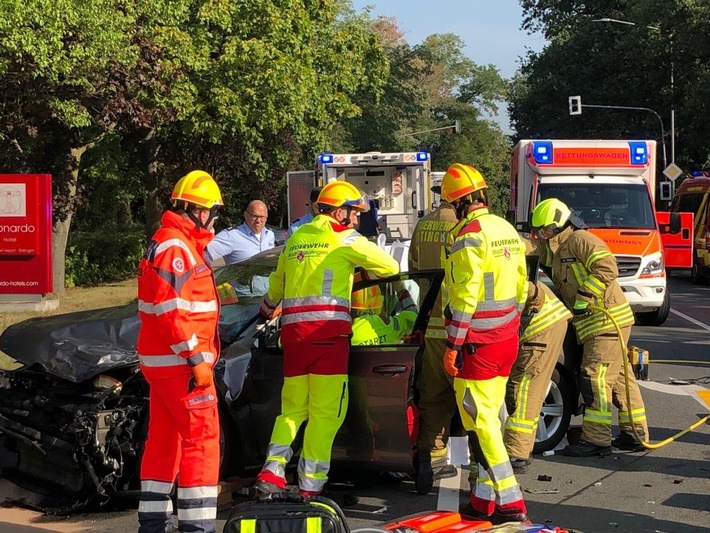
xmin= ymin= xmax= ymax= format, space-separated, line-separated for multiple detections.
xmin=0 ymin=304 xmax=140 ymax=383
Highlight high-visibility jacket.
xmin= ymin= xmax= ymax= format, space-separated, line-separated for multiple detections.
xmin=530 ymin=226 xmax=634 ymax=343
xmin=351 ymin=310 xmax=418 ymax=345
xmin=261 ymin=214 xmax=400 ymax=344
xmin=409 ymin=202 xmax=458 ymax=339
xmin=520 ymin=281 xmax=572 ymax=343
xmin=137 ymin=211 xmax=220 ymax=379
xmin=445 ymin=206 xmax=527 ymax=349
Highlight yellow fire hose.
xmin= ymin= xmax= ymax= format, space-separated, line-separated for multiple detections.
xmin=589 ymin=305 xmax=710 ymax=450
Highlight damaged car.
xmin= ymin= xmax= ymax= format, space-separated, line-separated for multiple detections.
xmin=0 ymin=247 xmax=444 ymax=511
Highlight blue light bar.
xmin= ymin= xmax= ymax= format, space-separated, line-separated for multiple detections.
xmin=319 ymin=153 xmax=333 ymax=164
xmin=690 ymin=170 xmax=704 ymax=177
xmin=628 ymin=142 xmax=648 ymax=165
xmin=531 ymin=141 xmax=553 ymax=164
xmin=416 ymin=151 xmax=429 ymax=161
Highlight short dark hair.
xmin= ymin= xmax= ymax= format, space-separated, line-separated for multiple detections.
xmin=310 ymin=187 xmax=323 ymax=203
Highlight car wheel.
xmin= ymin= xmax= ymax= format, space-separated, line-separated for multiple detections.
xmin=532 ymin=366 xmax=574 ymax=454
xmin=635 ymin=291 xmax=670 ymax=326
xmin=691 ymin=255 xmax=709 ymax=285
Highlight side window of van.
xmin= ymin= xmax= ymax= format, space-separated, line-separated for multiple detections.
xmin=674 ymin=193 xmax=704 ymax=215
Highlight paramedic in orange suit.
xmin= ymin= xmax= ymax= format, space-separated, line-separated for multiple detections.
xmin=137 ymin=170 xmax=223 ymax=533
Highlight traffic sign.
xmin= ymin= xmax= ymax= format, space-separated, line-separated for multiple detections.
xmin=663 ymin=162 xmax=683 ymax=182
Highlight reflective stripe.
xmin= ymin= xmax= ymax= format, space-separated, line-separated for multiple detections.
xmin=281 ymin=311 xmax=352 ymax=325
xmin=283 ymin=295 xmax=350 ymax=309
xmin=241 ymin=519 xmax=256 ymax=533
xmin=522 ymin=297 xmax=571 ymax=341
xmin=263 ymin=443 xmax=293 ymax=479
xmin=177 ymin=506 xmax=217 ymax=521
xmin=597 ymin=363 xmax=609 ymax=414
xmin=584 ymin=274 xmax=606 ymax=296
xmin=477 ymin=296 xmax=518 ymax=312
xmin=139 ymin=298 xmax=217 ymax=316
xmin=483 ymin=272 xmax=494 ymax=301
xmin=575 ymin=302 xmax=634 ymax=341
xmin=170 ymin=333 xmax=199 ymax=355
xmin=156 ymin=238 xmax=197 ymax=267
xmin=138 ymin=500 xmax=173 ymax=513
xmin=140 ymin=354 xmax=188 ymax=367
xmin=451 ymin=236 xmax=482 ymax=254
xmin=307 ymin=516 xmax=321 ymax=533
xmin=322 ymin=269 xmax=334 ymax=295
xmin=141 ymin=480 xmax=174 ymax=494
xmin=619 ymin=408 xmax=647 ymax=424
xmin=178 ymin=486 xmax=219 ymax=499
xmin=584 ymin=409 xmax=613 ymax=425
xmin=469 ymin=308 xmax=519 ymax=330
xmin=505 ymin=417 xmax=536 ymax=434
xmin=570 ymin=263 xmax=586 ymax=286
xmin=586 ymin=250 xmax=612 ymax=270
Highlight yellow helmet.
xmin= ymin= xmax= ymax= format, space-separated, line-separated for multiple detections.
xmin=351 ymin=285 xmax=384 ymax=314
xmin=317 ymin=181 xmax=370 ymax=212
xmin=440 ymin=163 xmax=487 ymax=203
xmin=530 ymin=198 xmax=572 ymax=232
xmin=171 ymin=170 xmax=224 ymax=209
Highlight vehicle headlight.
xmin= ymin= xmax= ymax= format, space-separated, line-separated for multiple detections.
xmin=641 ymin=252 xmax=664 ymax=275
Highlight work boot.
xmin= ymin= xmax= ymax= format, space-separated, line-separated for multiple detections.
xmin=493 ymin=510 xmax=530 ymax=524
xmin=433 ymin=464 xmax=458 ymax=480
xmin=299 ymin=489 xmax=322 ymax=499
xmin=413 ymin=448 xmax=434 ymax=495
xmin=458 ymin=501 xmax=493 ymax=522
xmin=254 ymin=479 xmax=284 ymax=496
xmin=562 ymin=440 xmax=612 ymax=457
xmin=509 ymin=457 xmax=532 ymax=474
xmin=612 ymin=431 xmax=646 ymax=452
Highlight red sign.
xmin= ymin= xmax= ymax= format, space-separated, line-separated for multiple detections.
xmin=0 ymin=174 xmax=53 ymax=294
xmin=551 ymin=147 xmax=638 ymax=167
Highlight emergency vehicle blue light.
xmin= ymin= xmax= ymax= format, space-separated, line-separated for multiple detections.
xmin=628 ymin=142 xmax=648 ymax=165
xmin=319 ymin=153 xmax=333 ymax=164
xmin=690 ymin=170 xmax=704 ymax=177
xmin=416 ymin=152 xmax=429 ymax=161
xmin=531 ymin=141 xmax=553 ymax=164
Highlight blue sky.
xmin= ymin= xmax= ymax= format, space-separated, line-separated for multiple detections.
xmin=350 ymin=0 xmax=547 ymax=130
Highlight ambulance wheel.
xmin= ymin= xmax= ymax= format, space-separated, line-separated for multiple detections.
xmin=635 ymin=292 xmax=670 ymax=326
xmin=532 ymin=366 xmax=574 ymax=454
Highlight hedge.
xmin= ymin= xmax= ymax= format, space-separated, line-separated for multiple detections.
xmin=66 ymin=227 xmax=146 ymax=287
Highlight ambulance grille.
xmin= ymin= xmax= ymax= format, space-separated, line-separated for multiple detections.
xmin=616 ymin=255 xmax=641 ymax=278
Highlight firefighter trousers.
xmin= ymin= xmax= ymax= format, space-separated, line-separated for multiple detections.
xmin=259 ymin=338 xmax=349 ymax=494
xmin=416 ymin=336 xmax=459 ymax=453
xmin=454 ymin=337 xmax=526 ymax=517
xmin=580 ymin=326 xmax=648 ymax=446
xmin=139 ymin=373 xmax=219 ymax=533
xmin=504 ymin=318 xmax=568 ymax=460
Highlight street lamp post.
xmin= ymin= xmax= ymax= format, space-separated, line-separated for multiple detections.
xmin=592 ymin=17 xmax=675 ymax=163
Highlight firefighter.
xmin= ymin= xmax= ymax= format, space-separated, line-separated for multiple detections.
xmin=137 ymin=170 xmax=223 ymax=533
xmin=528 ymin=198 xmax=648 ymax=456
xmin=350 ymin=284 xmax=418 ymax=346
xmin=254 ymin=181 xmax=400 ymax=497
xmin=441 ymin=163 xmax=529 ymax=523
xmin=408 ymin=185 xmax=461 ymax=495
xmin=503 ymin=279 xmax=572 ymax=472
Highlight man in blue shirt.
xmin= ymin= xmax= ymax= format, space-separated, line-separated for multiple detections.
xmin=205 ymin=199 xmax=275 ymax=265
xmin=287 ymin=186 xmax=321 ymax=238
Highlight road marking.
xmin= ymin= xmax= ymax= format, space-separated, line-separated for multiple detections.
xmin=437 ymin=467 xmax=462 ymax=511
xmin=670 ymin=308 xmax=710 ymax=331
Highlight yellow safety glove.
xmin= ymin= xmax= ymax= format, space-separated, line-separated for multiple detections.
xmin=443 ymin=348 xmax=461 ymax=377
xmin=191 ymin=361 xmax=214 ymax=389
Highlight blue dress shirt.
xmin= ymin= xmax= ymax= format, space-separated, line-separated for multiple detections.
xmin=205 ymin=222 xmax=275 ymax=265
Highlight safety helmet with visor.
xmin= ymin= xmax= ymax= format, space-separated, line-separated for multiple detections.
xmin=440 ymin=163 xmax=488 ymax=220
xmin=530 ymin=198 xmax=572 ymax=239
xmin=351 ymin=285 xmax=385 ymax=315
xmin=171 ymin=170 xmax=223 ymax=230
xmin=317 ymin=181 xmax=370 ymax=227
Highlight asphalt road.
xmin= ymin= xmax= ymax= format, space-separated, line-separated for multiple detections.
xmin=1 ymin=272 xmax=708 ymax=533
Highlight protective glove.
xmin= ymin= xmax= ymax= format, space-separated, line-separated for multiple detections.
xmin=191 ymin=361 xmax=214 ymax=389
xmin=572 ymin=299 xmax=591 ymax=317
xmin=443 ymin=348 xmax=461 ymax=377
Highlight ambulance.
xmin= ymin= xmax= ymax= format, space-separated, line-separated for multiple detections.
xmin=287 ymin=151 xmax=434 ymax=239
xmin=509 ymin=139 xmax=693 ymax=326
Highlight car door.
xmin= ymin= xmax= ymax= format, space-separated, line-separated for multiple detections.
xmin=331 ymin=269 xmax=444 ymax=472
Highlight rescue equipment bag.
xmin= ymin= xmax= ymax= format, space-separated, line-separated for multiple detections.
xmin=224 ymin=492 xmax=350 ymax=533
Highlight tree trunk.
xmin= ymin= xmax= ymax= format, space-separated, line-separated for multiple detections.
xmin=51 ymin=146 xmax=85 ymax=294
xmin=142 ymin=129 xmax=162 ymax=240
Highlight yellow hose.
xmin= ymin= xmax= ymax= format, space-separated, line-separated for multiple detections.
xmin=588 ymin=305 xmax=710 ymax=450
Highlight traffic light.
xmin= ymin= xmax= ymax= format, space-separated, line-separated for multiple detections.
xmin=454 ymin=120 xmax=461 ymax=134
xmin=569 ymin=95 xmax=582 ymax=116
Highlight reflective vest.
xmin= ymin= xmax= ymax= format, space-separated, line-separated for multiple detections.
xmin=351 ymin=310 xmax=417 ymax=345
xmin=137 ymin=211 xmax=220 ymax=378
xmin=445 ymin=206 xmax=527 ymax=348
xmin=261 ymin=214 xmax=400 ymax=344
xmin=520 ymin=282 xmax=572 ymax=343
xmin=545 ymin=226 xmax=635 ymax=343
xmin=408 ymin=202 xmax=458 ymax=339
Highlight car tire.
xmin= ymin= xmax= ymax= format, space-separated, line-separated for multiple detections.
xmin=532 ymin=365 xmax=574 ymax=455
xmin=635 ymin=291 xmax=670 ymax=326
xmin=691 ymin=255 xmax=709 ymax=285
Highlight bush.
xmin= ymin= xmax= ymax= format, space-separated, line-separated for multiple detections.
xmin=66 ymin=227 xmax=146 ymax=287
